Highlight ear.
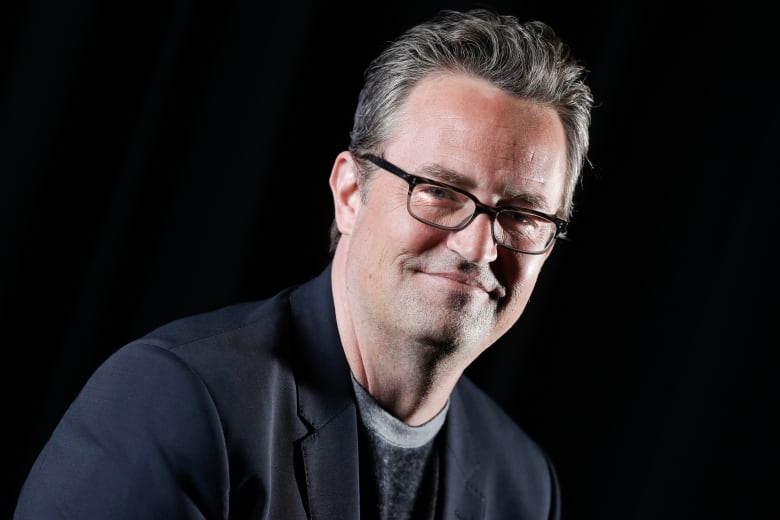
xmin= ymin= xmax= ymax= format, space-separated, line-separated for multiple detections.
xmin=329 ymin=151 xmax=362 ymax=237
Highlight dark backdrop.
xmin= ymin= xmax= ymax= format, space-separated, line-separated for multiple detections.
xmin=2 ymin=1 xmax=778 ymax=518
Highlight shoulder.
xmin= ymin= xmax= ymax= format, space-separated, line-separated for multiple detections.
xmin=110 ymin=285 xmax=305 ymax=407
xmin=452 ymin=375 xmax=537 ymax=448
xmin=139 ymin=286 xmax=298 ymax=351
xmin=449 ymin=376 xmax=560 ymax=516
xmin=100 ymin=266 xmax=336 ymax=412
xmin=134 ymin=263 xmax=333 ymax=361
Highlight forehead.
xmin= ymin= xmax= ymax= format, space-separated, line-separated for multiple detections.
xmin=386 ymin=73 xmax=568 ymax=210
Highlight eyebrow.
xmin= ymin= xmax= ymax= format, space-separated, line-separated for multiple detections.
xmin=419 ymin=164 xmax=469 ymax=186
xmin=418 ymin=163 xmax=552 ymax=211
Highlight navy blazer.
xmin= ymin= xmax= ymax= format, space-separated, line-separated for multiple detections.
xmin=15 ymin=263 xmax=560 ymax=519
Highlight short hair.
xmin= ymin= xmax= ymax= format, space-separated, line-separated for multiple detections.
xmin=329 ymin=8 xmax=593 ymax=253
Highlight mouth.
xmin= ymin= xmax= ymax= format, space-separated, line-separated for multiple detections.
xmin=423 ymin=270 xmax=506 ymax=300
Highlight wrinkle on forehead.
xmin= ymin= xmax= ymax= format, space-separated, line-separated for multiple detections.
xmin=417 ymin=161 xmax=554 ymax=211
xmin=388 ymin=73 xmax=567 ymax=211
xmin=422 ymin=119 xmax=561 ymax=179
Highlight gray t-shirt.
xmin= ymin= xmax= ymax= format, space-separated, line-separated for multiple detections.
xmin=351 ymin=375 xmax=449 ymax=520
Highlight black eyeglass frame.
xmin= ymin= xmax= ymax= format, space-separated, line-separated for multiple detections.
xmin=359 ymin=153 xmax=569 ymax=255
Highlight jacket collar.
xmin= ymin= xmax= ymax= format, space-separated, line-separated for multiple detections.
xmin=438 ymin=385 xmax=486 ymax=519
xmin=290 ymin=263 xmax=361 ymax=519
xmin=290 ymin=262 xmax=353 ymax=429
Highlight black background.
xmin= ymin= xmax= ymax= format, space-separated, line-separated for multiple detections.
xmin=2 ymin=1 xmax=778 ymax=518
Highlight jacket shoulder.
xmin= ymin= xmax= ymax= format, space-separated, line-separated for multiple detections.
xmin=450 ymin=376 xmax=561 ymax=518
xmin=137 ymin=286 xmax=298 ymax=352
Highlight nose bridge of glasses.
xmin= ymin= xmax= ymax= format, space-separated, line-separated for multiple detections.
xmin=449 ymin=208 xmax=499 ymax=262
xmin=461 ymin=207 xmax=498 ymax=242
xmin=471 ymin=201 xmax=504 ymax=240
xmin=472 ymin=200 xmax=500 ymax=220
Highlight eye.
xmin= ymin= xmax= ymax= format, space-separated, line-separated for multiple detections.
xmin=421 ymin=184 xmax=457 ymax=200
xmin=505 ymin=211 xmax=530 ymax=224
xmin=415 ymin=183 xmax=463 ymax=205
xmin=503 ymin=210 xmax=535 ymax=226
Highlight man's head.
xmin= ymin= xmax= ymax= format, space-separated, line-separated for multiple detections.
xmin=328 ymin=8 xmax=593 ymax=377
xmin=330 ymin=8 xmax=593 ymax=252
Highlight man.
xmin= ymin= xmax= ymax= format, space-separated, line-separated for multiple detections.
xmin=14 ymin=8 xmax=592 ymax=519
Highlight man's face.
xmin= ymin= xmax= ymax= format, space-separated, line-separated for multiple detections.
xmin=343 ymin=73 xmax=568 ymax=362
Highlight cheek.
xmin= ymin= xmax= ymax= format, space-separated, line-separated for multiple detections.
xmin=367 ymin=199 xmax=444 ymax=252
xmin=499 ymin=254 xmax=548 ymax=313
xmin=352 ymin=191 xmax=441 ymax=264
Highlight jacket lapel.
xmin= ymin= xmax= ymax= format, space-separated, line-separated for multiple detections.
xmin=290 ymin=265 xmax=361 ymax=519
xmin=300 ymin=407 xmax=360 ymax=519
xmin=438 ymin=385 xmax=485 ymax=519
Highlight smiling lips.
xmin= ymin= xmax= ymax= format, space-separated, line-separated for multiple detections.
xmin=425 ymin=270 xmax=506 ymax=299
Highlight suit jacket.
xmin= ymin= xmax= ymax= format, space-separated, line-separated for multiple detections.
xmin=14 ymin=263 xmax=560 ymax=519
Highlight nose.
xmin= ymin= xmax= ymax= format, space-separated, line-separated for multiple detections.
xmin=446 ymin=212 xmax=498 ymax=264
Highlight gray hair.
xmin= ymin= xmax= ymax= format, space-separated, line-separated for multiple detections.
xmin=329 ymin=8 xmax=593 ymax=252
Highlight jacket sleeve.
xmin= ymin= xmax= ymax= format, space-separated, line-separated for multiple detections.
xmin=546 ymin=448 xmax=562 ymax=520
xmin=14 ymin=342 xmax=230 ymax=519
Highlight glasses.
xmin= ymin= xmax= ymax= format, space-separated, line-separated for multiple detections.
xmin=361 ymin=154 xmax=568 ymax=255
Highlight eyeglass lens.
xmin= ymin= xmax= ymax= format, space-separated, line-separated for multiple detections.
xmin=408 ymin=182 xmax=556 ymax=253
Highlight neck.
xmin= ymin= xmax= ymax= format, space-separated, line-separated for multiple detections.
xmin=352 ymin=342 xmax=459 ymax=426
